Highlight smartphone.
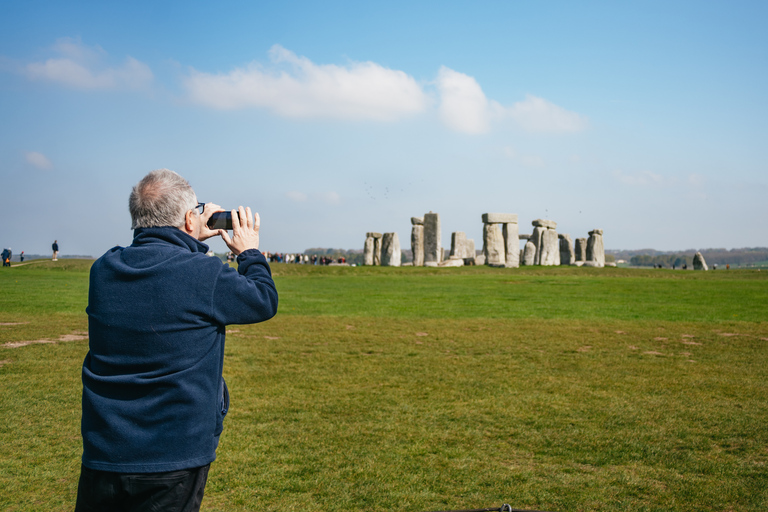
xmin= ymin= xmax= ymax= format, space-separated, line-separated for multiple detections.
xmin=207 ymin=211 xmax=233 ymax=230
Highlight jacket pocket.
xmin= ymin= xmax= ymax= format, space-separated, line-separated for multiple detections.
xmin=220 ymin=379 xmax=230 ymax=415
xmin=215 ymin=379 xmax=230 ymax=436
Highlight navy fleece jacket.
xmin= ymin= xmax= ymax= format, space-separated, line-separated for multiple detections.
xmin=81 ymin=227 xmax=278 ymax=472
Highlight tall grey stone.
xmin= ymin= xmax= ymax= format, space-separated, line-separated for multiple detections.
xmin=540 ymin=228 xmax=560 ymax=266
xmin=502 ymin=222 xmax=520 ymax=268
xmin=411 ymin=224 xmax=424 ymax=267
xmin=483 ymin=223 xmax=505 ymax=266
xmin=523 ymin=241 xmax=536 ymax=266
xmin=574 ymin=238 xmax=588 ymax=262
xmin=693 ymin=251 xmax=708 ymax=271
xmin=381 ymin=233 xmax=401 ymax=267
xmin=450 ymin=231 xmax=467 ymax=258
xmin=369 ymin=232 xmax=383 ymax=266
xmin=465 ymin=239 xmax=476 ymax=263
xmin=363 ymin=236 xmax=374 ymax=266
xmin=586 ymin=229 xmax=605 ymax=267
xmin=530 ymin=226 xmax=546 ymax=265
xmin=423 ymin=212 xmax=441 ymax=266
xmin=450 ymin=232 xmax=475 ymax=261
xmin=559 ymin=234 xmax=574 ymax=266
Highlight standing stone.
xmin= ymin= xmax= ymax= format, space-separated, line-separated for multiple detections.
xmin=450 ymin=233 xmax=475 ymax=261
xmin=466 ymin=239 xmax=477 ymax=264
xmin=559 ymin=234 xmax=574 ymax=266
xmin=483 ymin=223 xmax=505 ymax=266
xmin=531 ymin=219 xmax=558 ymax=266
xmin=381 ymin=233 xmax=401 ymax=267
xmin=502 ymin=222 xmax=520 ymax=268
xmin=363 ymin=236 xmax=374 ymax=266
xmin=450 ymin=232 xmax=467 ymax=258
xmin=423 ymin=212 xmax=441 ymax=266
xmin=411 ymin=218 xmax=424 ymax=267
xmin=530 ymin=226 xmax=546 ymax=265
xmin=540 ymin=228 xmax=560 ymax=266
xmin=523 ymin=241 xmax=536 ymax=266
xmin=693 ymin=251 xmax=709 ymax=271
xmin=586 ymin=229 xmax=605 ymax=267
xmin=574 ymin=238 xmax=588 ymax=262
xmin=369 ymin=232 xmax=383 ymax=266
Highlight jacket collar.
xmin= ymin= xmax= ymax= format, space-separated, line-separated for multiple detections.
xmin=132 ymin=226 xmax=210 ymax=254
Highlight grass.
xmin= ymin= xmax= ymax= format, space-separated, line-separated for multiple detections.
xmin=1 ymin=261 xmax=767 ymax=511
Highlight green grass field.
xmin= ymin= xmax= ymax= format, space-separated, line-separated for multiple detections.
xmin=1 ymin=261 xmax=767 ymax=511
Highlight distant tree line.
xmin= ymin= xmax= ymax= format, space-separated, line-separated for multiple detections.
xmin=629 ymin=254 xmax=692 ymax=268
xmin=613 ymin=248 xmax=768 ymax=268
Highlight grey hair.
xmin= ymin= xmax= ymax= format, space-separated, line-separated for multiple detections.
xmin=129 ymin=169 xmax=197 ymax=229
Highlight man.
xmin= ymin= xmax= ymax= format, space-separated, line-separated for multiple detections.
xmin=76 ymin=169 xmax=278 ymax=511
xmin=52 ymin=240 xmax=59 ymax=261
xmin=1 ymin=247 xmax=9 ymax=267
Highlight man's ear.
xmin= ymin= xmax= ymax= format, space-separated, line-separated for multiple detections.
xmin=183 ymin=210 xmax=195 ymax=235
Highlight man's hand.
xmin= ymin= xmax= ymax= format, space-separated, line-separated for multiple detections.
xmin=197 ymin=203 xmax=226 ymax=242
xmin=220 ymin=206 xmax=260 ymax=255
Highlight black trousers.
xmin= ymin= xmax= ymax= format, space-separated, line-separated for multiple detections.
xmin=74 ymin=463 xmax=210 ymax=512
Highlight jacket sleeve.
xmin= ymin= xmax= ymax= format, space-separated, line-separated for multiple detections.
xmin=209 ymin=249 xmax=278 ymax=325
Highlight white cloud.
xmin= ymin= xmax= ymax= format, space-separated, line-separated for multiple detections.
xmin=505 ymin=95 xmax=588 ymax=133
xmin=434 ymin=67 xmax=586 ymax=134
xmin=183 ymin=45 xmax=428 ymax=121
xmin=436 ymin=66 xmax=496 ymax=134
xmin=614 ymin=170 xmax=709 ymax=200
xmin=286 ymin=191 xmax=308 ymax=202
xmin=24 ymin=37 xmax=153 ymax=90
xmin=181 ymin=47 xmax=586 ymax=134
xmin=25 ymin=151 xmax=53 ymax=170
xmin=318 ymin=191 xmax=340 ymax=205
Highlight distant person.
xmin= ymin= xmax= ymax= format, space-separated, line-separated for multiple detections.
xmin=20 ymin=251 xmax=24 ymax=262
xmin=52 ymin=240 xmax=59 ymax=261
xmin=727 ymin=264 xmax=730 ymax=270
xmin=1 ymin=248 xmax=9 ymax=267
xmin=76 ymin=169 xmax=278 ymax=512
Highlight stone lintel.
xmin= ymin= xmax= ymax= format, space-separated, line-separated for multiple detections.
xmin=482 ymin=213 xmax=518 ymax=224
xmin=411 ymin=217 xmax=424 ymax=225
xmin=532 ymin=219 xmax=557 ymax=229
xmin=366 ymin=232 xmax=383 ymax=239
xmin=519 ymin=234 xmax=531 ymax=240
xmin=588 ymin=229 xmax=604 ymax=236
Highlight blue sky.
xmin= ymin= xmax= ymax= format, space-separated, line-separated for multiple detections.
xmin=1 ymin=1 xmax=766 ymax=257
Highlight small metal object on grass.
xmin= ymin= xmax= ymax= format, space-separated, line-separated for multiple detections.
xmin=425 ymin=504 xmax=554 ymax=512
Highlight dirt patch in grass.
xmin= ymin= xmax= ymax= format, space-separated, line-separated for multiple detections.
xmin=3 ymin=332 xmax=87 ymax=348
